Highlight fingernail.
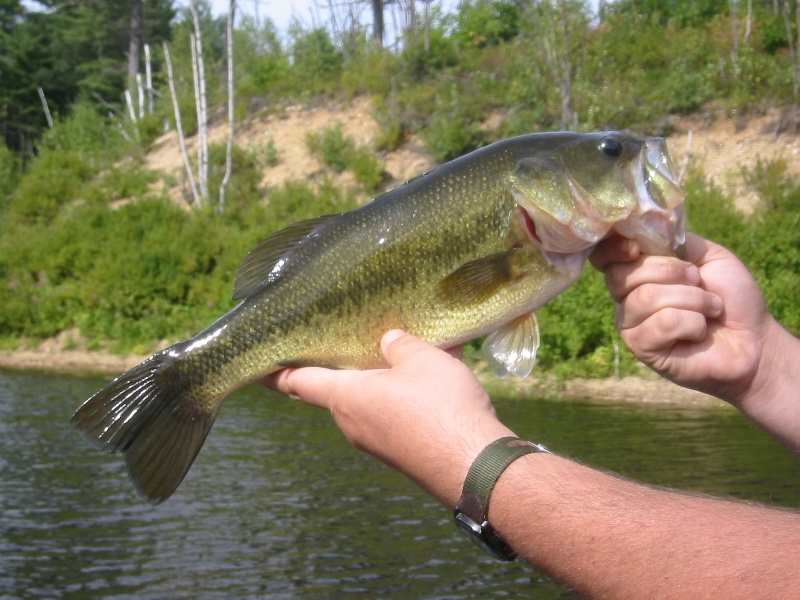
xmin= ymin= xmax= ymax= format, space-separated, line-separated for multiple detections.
xmin=382 ymin=329 xmax=406 ymax=345
xmin=710 ymin=295 xmax=723 ymax=316
xmin=686 ymin=265 xmax=701 ymax=284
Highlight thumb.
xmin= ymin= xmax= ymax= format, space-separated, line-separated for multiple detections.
xmin=380 ymin=330 xmax=464 ymax=367
xmin=379 ymin=329 xmax=422 ymax=367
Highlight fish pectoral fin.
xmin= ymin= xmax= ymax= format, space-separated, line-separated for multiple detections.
xmin=482 ymin=312 xmax=540 ymax=378
xmin=233 ymin=214 xmax=340 ymax=300
xmin=438 ymin=250 xmax=520 ymax=307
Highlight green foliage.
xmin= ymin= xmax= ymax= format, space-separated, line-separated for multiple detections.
xmin=421 ymin=85 xmax=486 ymax=162
xmin=4 ymin=103 xmax=127 ymax=225
xmin=741 ymin=159 xmax=800 ymax=332
xmin=306 ymin=123 xmax=351 ymax=172
xmin=0 ymin=139 xmax=20 ymax=204
xmin=290 ymin=25 xmax=343 ymax=95
xmin=682 ymin=162 xmax=800 ymax=335
xmin=38 ymin=102 xmax=123 ymax=161
xmin=0 ymin=0 xmax=174 ymax=154
xmin=6 ymin=151 xmax=94 ymax=225
xmin=453 ymin=0 xmax=521 ymax=49
xmin=536 ymin=268 xmax=636 ymax=379
xmin=306 ymin=123 xmax=386 ymax=192
xmin=205 ymin=142 xmax=266 ymax=213
xmin=255 ymin=137 xmax=280 ymax=167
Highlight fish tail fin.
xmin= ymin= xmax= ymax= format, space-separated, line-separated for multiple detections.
xmin=71 ymin=348 xmax=219 ymax=505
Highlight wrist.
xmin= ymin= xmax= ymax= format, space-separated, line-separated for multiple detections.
xmin=735 ymin=317 xmax=800 ymax=451
xmin=402 ymin=423 xmax=517 ymax=508
xmin=454 ymin=437 xmax=551 ymax=561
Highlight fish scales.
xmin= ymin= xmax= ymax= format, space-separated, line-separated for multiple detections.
xmin=72 ymin=131 xmax=686 ymax=504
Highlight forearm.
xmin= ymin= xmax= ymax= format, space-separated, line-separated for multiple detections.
xmin=488 ymin=452 xmax=800 ymax=599
xmin=736 ymin=317 xmax=800 ymax=453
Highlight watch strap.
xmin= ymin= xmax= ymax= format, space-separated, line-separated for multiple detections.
xmin=462 ymin=437 xmax=548 ymax=514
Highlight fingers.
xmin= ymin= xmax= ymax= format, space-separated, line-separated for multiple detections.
xmin=380 ymin=329 xmax=462 ymax=367
xmin=589 ymin=236 xmax=641 ymax=272
xmin=262 ymin=366 xmax=360 ymax=410
xmin=616 ymin=283 xmax=723 ymax=330
xmin=604 ymin=255 xmax=703 ymax=303
xmin=621 ymin=308 xmax=711 ymax=356
xmin=263 ymin=331 xmax=464 ymax=410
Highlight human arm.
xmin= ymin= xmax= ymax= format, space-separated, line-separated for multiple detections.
xmin=590 ymin=232 xmax=800 ymax=452
xmin=264 ymin=330 xmax=800 ymax=599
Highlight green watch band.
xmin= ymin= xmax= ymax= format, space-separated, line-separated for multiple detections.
xmin=454 ymin=436 xmax=550 ymax=561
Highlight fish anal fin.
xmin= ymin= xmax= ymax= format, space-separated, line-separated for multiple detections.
xmin=482 ymin=312 xmax=540 ymax=378
xmin=233 ymin=214 xmax=338 ymax=300
xmin=438 ymin=250 xmax=520 ymax=307
xmin=71 ymin=348 xmax=219 ymax=505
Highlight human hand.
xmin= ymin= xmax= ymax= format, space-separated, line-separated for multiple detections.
xmin=262 ymin=330 xmax=515 ymax=507
xmin=590 ymin=232 xmax=771 ymax=406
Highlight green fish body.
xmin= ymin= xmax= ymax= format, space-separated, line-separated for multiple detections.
xmin=72 ymin=131 xmax=686 ymax=504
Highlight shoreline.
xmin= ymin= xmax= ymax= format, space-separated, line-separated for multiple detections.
xmin=0 ymin=346 xmax=727 ymax=408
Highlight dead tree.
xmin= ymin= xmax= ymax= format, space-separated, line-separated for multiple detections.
xmin=219 ymin=0 xmax=237 ymax=213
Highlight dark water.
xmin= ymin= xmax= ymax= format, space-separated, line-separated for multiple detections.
xmin=2 ymin=368 xmax=799 ymax=599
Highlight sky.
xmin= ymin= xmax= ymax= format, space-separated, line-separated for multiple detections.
xmin=203 ymin=1 xmax=603 ymax=37
xmin=205 ymin=0 xmax=458 ymax=35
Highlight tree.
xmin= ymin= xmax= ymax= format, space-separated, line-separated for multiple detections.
xmin=522 ymin=0 xmax=589 ymax=129
xmin=128 ymin=0 xmax=144 ymax=90
xmin=372 ymin=0 xmax=384 ymax=45
xmin=0 ymin=0 xmax=174 ymax=153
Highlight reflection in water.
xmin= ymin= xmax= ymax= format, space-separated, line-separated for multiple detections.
xmin=1 ymin=368 xmax=798 ymax=598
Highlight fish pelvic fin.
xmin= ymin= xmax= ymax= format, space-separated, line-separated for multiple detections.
xmin=482 ymin=312 xmax=540 ymax=378
xmin=71 ymin=349 xmax=218 ymax=505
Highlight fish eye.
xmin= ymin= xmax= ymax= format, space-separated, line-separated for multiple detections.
xmin=599 ymin=137 xmax=623 ymax=158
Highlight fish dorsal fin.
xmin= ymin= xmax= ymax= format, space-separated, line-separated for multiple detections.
xmin=482 ymin=312 xmax=540 ymax=378
xmin=438 ymin=249 xmax=519 ymax=307
xmin=232 ymin=214 xmax=338 ymax=300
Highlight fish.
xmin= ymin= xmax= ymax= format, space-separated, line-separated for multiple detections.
xmin=71 ymin=131 xmax=686 ymax=505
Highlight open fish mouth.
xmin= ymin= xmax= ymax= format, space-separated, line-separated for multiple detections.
xmin=616 ymin=137 xmax=686 ymax=257
xmin=509 ymin=134 xmax=687 ymax=260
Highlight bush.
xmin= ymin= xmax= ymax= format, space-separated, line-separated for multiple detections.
xmin=306 ymin=123 xmax=352 ymax=172
xmin=0 ymin=141 xmax=20 ymax=206
xmin=306 ymin=123 xmax=386 ymax=192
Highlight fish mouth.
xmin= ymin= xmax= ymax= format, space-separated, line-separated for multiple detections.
xmin=615 ymin=137 xmax=686 ymax=257
xmin=507 ymin=134 xmax=687 ymax=262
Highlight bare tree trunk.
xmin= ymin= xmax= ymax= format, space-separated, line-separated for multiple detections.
xmin=37 ymin=87 xmax=53 ymax=129
xmin=424 ymin=0 xmax=431 ymax=53
xmin=784 ymin=0 xmax=799 ymax=100
xmin=189 ymin=5 xmax=209 ymax=202
xmin=730 ymin=0 xmax=740 ymax=70
xmin=558 ymin=0 xmax=577 ymax=128
xmin=219 ymin=0 xmax=237 ymax=213
xmin=372 ymin=0 xmax=384 ymax=46
xmin=127 ymin=0 xmax=143 ymax=92
xmin=144 ymin=43 xmax=154 ymax=115
xmin=538 ymin=0 xmax=577 ymax=129
xmin=124 ymin=89 xmax=137 ymax=122
xmin=136 ymin=73 xmax=145 ymax=118
xmin=163 ymin=41 xmax=201 ymax=208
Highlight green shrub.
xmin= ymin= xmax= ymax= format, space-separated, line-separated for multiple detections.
xmin=306 ymin=123 xmax=352 ymax=172
xmin=306 ymin=123 xmax=386 ymax=192
xmin=422 ymin=110 xmax=485 ymax=162
xmin=0 ymin=140 xmax=20 ymax=205
xmin=6 ymin=151 xmax=94 ymax=225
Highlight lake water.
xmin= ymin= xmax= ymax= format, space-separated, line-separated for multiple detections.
xmin=2 ymin=367 xmax=800 ymax=599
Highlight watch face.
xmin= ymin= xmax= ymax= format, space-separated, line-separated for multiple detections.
xmin=453 ymin=511 xmax=517 ymax=562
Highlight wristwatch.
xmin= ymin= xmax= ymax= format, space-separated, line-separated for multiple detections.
xmin=454 ymin=436 xmax=550 ymax=561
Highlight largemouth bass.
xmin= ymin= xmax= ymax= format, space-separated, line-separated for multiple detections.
xmin=72 ymin=131 xmax=686 ymax=504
